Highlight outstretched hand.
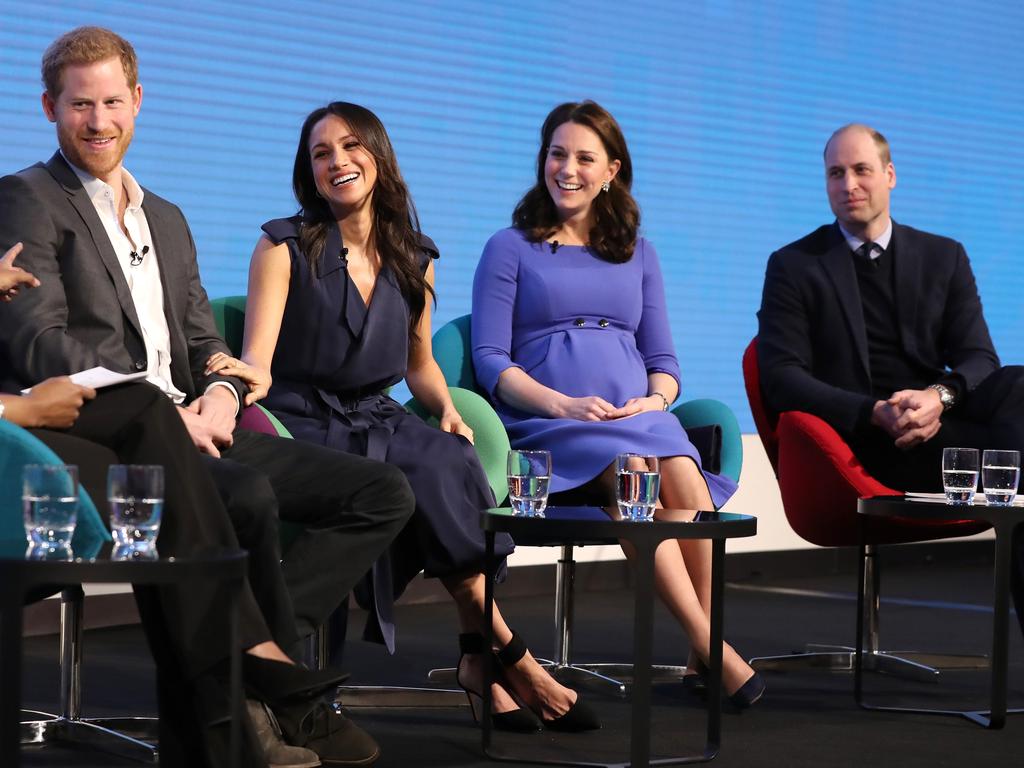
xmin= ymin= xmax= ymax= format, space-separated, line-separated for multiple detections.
xmin=0 ymin=243 xmax=41 ymax=300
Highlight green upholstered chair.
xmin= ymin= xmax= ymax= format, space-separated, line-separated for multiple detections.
xmin=2 ymin=421 xmax=159 ymax=760
xmin=209 ymin=296 xmax=509 ymax=503
xmin=429 ymin=313 xmax=744 ymax=693
xmin=208 ymin=296 xmax=506 ymax=707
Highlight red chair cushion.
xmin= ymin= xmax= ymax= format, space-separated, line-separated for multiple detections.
xmin=777 ymin=411 xmax=987 ymax=546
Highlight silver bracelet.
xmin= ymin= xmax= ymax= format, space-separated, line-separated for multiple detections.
xmin=650 ymin=392 xmax=670 ymax=411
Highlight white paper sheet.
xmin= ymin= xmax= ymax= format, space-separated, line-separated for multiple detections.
xmin=21 ymin=367 xmax=148 ymax=394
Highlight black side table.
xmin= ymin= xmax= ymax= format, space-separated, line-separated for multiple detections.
xmin=481 ymin=506 xmax=757 ymax=768
xmin=0 ymin=541 xmax=248 ymax=767
xmin=857 ymin=495 xmax=1024 ymax=728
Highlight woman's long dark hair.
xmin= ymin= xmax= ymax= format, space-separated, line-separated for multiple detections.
xmin=512 ymin=101 xmax=640 ymax=264
xmin=292 ymin=102 xmax=434 ymax=339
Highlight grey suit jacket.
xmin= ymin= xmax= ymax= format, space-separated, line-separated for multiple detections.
xmin=0 ymin=152 xmax=243 ymax=403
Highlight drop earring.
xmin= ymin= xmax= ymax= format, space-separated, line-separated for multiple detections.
xmin=601 ymin=180 xmax=610 ymax=193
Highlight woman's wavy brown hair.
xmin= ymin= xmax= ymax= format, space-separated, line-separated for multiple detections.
xmin=292 ymin=102 xmax=433 ymax=339
xmin=512 ymin=100 xmax=639 ymax=263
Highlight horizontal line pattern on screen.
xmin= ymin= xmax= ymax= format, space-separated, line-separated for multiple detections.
xmin=1 ymin=0 xmax=1022 ymax=430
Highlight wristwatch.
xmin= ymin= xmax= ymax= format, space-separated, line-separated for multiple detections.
xmin=650 ymin=392 xmax=670 ymax=412
xmin=927 ymin=383 xmax=956 ymax=411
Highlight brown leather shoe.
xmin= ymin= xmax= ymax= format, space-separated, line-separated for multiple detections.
xmin=247 ymin=699 xmax=322 ymax=768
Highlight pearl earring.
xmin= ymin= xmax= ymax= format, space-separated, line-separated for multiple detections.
xmin=601 ymin=180 xmax=610 ymax=193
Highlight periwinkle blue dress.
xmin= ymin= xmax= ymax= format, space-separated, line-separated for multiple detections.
xmin=261 ymin=216 xmax=512 ymax=652
xmin=471 ymin=227 xmax=737 ymax=508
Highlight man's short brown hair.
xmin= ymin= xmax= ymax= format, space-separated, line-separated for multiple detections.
xmin=41 ymin=26 xmax=138 ymax=98
xmin=824 ymin=123 xmax=893 ymax=167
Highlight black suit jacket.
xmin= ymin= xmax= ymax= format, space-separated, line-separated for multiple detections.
xmin=0 ymin=152 xmax=243 ymax=403
xmin=756 ymin=221 xmax=999 ymax=436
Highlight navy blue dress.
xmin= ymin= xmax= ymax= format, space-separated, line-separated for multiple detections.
xmin=261 ymin=216 xmax=512 ymax=652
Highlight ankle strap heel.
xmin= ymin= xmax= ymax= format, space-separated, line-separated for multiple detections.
xmin=495 ymin=630 xmax=528 ymax=668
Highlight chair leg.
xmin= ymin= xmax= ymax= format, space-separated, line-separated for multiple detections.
xmin=318 ymin=621 xmax=466 ymax=709
xmin=751 ymin=545 xmax=988 ymax=682
xmin=21 ymin=588 xmax=159 ymax=763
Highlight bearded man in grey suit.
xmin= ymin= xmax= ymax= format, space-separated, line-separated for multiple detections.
xmin=0 ymin=26 xmax=414 ymax=768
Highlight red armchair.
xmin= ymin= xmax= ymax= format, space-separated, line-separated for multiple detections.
xmin=742 ymin=338 xmax=987 ymax=680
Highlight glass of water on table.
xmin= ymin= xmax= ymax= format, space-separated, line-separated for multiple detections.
xmin=982 ymin=449 xmax=1020 ymax=506
xmin=942 ymin=447 xmax=979 ymax=505
xmin=108 ymin=465 xmax=164 ymax=559
xmin=507 ymin=450 xmax=551 ymax=517
xmin=616 ymin=453 xmax=661 ymax=521
xmin=23 ymin=464 xmax=79 ymax=559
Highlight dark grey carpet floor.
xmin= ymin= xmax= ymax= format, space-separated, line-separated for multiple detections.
xmin=18 ymin=545 xmax=1024 ymax=767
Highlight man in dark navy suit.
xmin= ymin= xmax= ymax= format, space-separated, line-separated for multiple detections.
xmin=757 ymin=123 xmax=1024 ymax=636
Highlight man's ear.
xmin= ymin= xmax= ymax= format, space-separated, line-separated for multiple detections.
xmin=41 ymin=91 xmax=57 ymax=123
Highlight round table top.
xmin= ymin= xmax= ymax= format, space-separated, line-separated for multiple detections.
xmin=482 ymin=505 xmax=756 ymax=544
xmin=859 ymin=493 xmax=1024 ymax=527
xmin=0 ymin=540 xmax=248 ymax=584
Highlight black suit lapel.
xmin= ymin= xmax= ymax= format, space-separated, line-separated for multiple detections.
xmin=44 ymin=153 xmax=145 ymax=342
xmin=821 ymin=224 xmax=870 ymax=379
xmin=889 ymin=221 xmax=920 ymax=360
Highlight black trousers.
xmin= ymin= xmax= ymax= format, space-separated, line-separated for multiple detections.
xmin=32 ymin=383 xmax=415 ymax=674
xmin=846 ymin=366 xmax=1024 ymax=639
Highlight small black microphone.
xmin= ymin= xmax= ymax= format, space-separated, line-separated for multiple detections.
xmin=340 ymin=247 xmax=349 ymax=262
xmin=549 ymin=240 xmax=560 ymax=253
xmin=129 ymin=245 xmax=149 ymax=267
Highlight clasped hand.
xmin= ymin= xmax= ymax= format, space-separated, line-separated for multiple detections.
xmin=205 ymin=352 xmax=272 ymax=406
xmin=557 ymin=394 xmax=663 ymax=422
xmin=872 ymin=387 xmax=944 ymax=449
xmin=177 ymin=387 xmax=236 ymax=457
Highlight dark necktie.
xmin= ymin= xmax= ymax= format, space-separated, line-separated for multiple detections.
xmin=855 ymin=241 xmax=879 ymax=261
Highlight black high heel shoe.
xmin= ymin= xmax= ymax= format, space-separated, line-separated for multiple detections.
xmin=496 ymin=630 xmax=601 ymax=732
xmin=457 ymin=633 xmax=541 ymax=732
xmin=726 ymin=671 xmax=766 ymax=711
xmin=681 ymin=657 xmax=708 ymax=699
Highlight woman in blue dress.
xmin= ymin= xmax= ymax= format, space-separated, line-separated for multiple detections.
xmin=471 ymin=101 xmax=764 ymax=707
xmin=208 ymin=102 xmax=598 ymax=732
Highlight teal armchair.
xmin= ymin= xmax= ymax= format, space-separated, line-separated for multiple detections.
xmin=1 ymin=422 xmax=158 ymax=760
xmin=429 ymin=313 xmax=745 ymax=693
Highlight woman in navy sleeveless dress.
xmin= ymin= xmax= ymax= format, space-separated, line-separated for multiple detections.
xmin=209 ymin=103 xmax=598 ymax=731
xmin=471 ymin=101 xmax=764 ymax=708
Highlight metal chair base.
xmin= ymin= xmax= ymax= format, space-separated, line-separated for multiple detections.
xmin=750 ymin=644 xmax=987 ymax=684
xmin=337 ymin=685 xmax=468 ymax=709
xmin=21 ymin=711 xmax=158 ymax=762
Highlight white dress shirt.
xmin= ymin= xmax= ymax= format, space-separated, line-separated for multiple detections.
xmin=65 ymin=155 xmax=238 ymax=412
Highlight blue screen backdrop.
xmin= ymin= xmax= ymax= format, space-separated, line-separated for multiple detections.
xmin=1 ymin=1 xmax=1021 ymax=429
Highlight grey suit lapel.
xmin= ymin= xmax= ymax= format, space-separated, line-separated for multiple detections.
xmin=44 ymin=153 xmax=145 ymax=341
xmin=142 ymin=200 xmax=194 ymax=395
xmin=821 ymin=225 xmax=870 ymax=379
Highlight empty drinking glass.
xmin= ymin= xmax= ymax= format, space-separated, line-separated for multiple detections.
xmin=23 ymin=464 xmax=78 ymax=557
xmin=616 ymin=453 xmax=661 ymax=521
xmin=942 ymin=447 xmax=979 ymax=505
xmin=107 ymin=465 xmax=164 ymax=559
xmin=982 ymin=449 xmax=1020 ymax=506
xmin=507 ymin=450 xmax=551 ymax=517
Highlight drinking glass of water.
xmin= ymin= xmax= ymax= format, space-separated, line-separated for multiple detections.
xmin=107 ymin=465 xmax=164 ymax=560
xmin=942 ymin=447 xmax=979 ymax=505
xmin=616 ymin=453 xmax=661 ymax=522
xmin=982 ymin=449 xmax=1020 ymax=506
xmin=23 ymin=464 xmax=79 ymax=558
xmin=507 ymin=450 xmax=551 ymax=517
